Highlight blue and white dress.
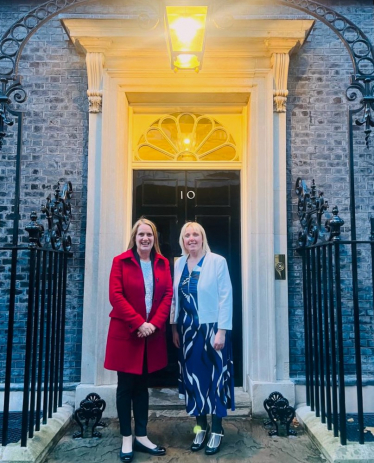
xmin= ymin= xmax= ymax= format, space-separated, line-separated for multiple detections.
xmin=177 ymin=256 xmax=235 ymax=417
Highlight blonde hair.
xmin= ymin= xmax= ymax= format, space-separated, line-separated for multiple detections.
xmin=127 ymin=218 xmax=162 ymax=255
xmin=179 ymin=222 xmax=211 ymax=256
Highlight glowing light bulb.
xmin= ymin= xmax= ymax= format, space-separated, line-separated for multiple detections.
xmin=184 ymin=138 xmax=191 ymax=145
xmin=174 ymin=54 xmax=200 ymax=69
xmin=178 ymin=54 xmax=194 ymax=65
xmin=170 ymin=17 xmax=201 ymax=46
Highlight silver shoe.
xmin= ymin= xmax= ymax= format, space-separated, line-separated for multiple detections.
xmin=191 ymin=424 xmax=210 ymax=452
xmin=205 ymin=429 xmax=224 ymax=455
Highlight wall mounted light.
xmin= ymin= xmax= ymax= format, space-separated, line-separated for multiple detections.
xmin=165 ymin=6 xmax=208 ymax=72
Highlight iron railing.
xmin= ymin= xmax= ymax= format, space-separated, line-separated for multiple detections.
xmin=296 ymin=178 xmax=374 ymax=445
xmin=1 ymin=182 xmax=73 ymax=447
xmin=299 ymin=238 xmax=374 ymax=445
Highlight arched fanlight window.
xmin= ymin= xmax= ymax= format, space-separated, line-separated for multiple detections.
xmin=136 ymin=113 xmax=238 ymax=162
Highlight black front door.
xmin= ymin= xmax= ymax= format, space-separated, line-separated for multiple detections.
xmin=133 ymin=170 xmax=242 ymax=386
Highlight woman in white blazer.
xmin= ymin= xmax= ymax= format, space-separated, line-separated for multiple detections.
xmin=171 ymin=222 xmax=235 ymax=455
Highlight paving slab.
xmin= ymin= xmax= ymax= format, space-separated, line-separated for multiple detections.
xmin=297 ymin=406 xmax=374 ymax=463
xmin=0 ymin=404 xmax=73 ymax=463
xmin=44 ymin=413 xmax=325 ymax=463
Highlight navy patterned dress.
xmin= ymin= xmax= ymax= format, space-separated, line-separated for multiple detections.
xmin=177 ymin=256 xmax=235 ymax=417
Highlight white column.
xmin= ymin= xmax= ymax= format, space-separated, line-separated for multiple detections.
xmin=80 ymin=53 xmax=105 ymax=386
xmin=272 ymin=53 xmax=291 ymax=383
xmin=245 ymin=63 xmax=295 ymax=417
xmin=77 ymin=70 xmax=130 ymax=416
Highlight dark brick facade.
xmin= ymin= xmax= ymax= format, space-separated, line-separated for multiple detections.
xmin=0 ymin=0 xmax=88 ymax=384
xmin=0 ymin=0 xmax=373 ymax=384
xmin=287 ymin=0 xmax=374 ymax=379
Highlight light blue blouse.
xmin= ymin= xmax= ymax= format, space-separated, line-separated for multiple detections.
xmin=140 ymin=260 xmax=153 ymax=320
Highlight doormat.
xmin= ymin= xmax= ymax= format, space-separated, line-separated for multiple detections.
xmin=337 ymin=414 xmax=374 ymax=443
xmin=0 ymin=411 xmax=43 ymax=444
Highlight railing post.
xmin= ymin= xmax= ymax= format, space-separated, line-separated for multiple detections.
xmin=29 ymin=249 xmax=41 ymax=438
xmin=351 ymin=236 xmax=365 ymax=444
xmin=328 ymin=243 xmax=339 ymax=437
xmin=306 ymin=249 xmax=314 ymax=411
xmin=311 ymin=247 xmax=320 ymax=416
xmin=49 ymin=252 xmax=58 ymax=419
xmin=54 ymin=253 xmax=64 ymax=413
xmin=36 ymin=250 xmax=47 ymax=432
xmin=334 ymin=241 xmax=347 ymax=445
xmin=59 ymin=253 xmax=69 ymax=408
xmin=43 ymin=251 xmax=53 ymax=425
xmin=20 ymin=248 xmax=36 ymax=447
xmin=322 ymin=246 xmax=332 ymax=430
xmin=302 ymin=248 xmax=310 ymax=406
xmin=317 ymin=247 xmax=325 ymax=422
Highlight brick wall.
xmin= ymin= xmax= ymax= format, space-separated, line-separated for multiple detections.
xmin=0 ymin=0 xmax=88 ymax=384
xmin=287 ymin=0 xmax=374 ymax=379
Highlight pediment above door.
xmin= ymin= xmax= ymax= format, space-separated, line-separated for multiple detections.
xmin=61 ymin=11 xmax=314 ymax=75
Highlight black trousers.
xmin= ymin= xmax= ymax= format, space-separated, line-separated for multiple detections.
xmin=116 ymin=368 xmax=149 ymax=437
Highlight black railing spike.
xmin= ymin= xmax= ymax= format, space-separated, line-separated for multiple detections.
xmin=325 ymin=206 xmax=345 ymax=242
xmin=25 ymin=211 xmax=43 ymax=249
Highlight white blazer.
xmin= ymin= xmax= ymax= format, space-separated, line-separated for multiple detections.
xmin=170 ymin=252 xmax=233 ymax=330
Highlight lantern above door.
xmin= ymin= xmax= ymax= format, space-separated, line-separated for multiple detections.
xmin=164 ymin=5 xmax=208 ymax=72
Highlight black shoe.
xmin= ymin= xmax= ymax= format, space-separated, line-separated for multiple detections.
xmin=205 ymin=429 xmax=224 ymax=455
xmin=134 ymin=439 xmax=166 ymax=456
xmin=191 ymin=424 xmax=210 ymax=452
xmin=119 ymin=450 xmax=134 ymax=462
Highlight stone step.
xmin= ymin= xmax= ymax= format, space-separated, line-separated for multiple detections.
xmin=148 ymin=387 xmax=251 ymax=416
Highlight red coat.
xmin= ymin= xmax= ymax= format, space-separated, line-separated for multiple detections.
xmin=104 ymin=249 xmax=173 ymax=374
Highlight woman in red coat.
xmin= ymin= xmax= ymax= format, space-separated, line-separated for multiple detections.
xmin=104 ymin=218 xmax=172 ymax=462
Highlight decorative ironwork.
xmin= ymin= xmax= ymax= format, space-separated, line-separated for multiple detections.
xmin=0 ymin=0 xmax=92 ymax=78
xmin=25 ymin=211 xmax=44 ymax=249
xmin=25 ymin=181 xmax=73 ymax=251
xmin=73 ymin=393 xmax=106 ymax=439
xmin=325 ymin=206 xmax=344 ymax=242
xmin=295 ymin=177 xmax=330 ymax=247
xmin=263 ymin=391 xmax=296 ymax=437
xmin=278 ymin=0 xmax=374 ymax=80
xmin=277 ymin=0 xmax=374 ymax=146
xmin=0 ymin=77 xmax=26 ymax=149
xmin=346 ymin=77 xmax=374 ymax=148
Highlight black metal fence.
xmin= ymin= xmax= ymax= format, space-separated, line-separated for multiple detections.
xmin=1 ymin=182 xmax=73 ymax=447
xmin=299 ymin=235 xmax=374 ymax=445
xmin=1 ymin=247 xmax=71 ymax=447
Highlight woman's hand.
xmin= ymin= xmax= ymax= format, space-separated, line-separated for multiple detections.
xmin=137 ymin=322 xmax=156 ymax=338
xmin=171 ymin=324 xmax=180 ymax=348
xmin=213 ymin=329 xmax=226 ymax=350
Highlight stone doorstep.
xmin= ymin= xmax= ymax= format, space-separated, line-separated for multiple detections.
xmin=0 ymin=387 xmax=250 ymax=463
xmin=4 ymin=393 xmax=374 ymax=463
xmin=0 ymin=404 xmax=73 ymax=463
xmin=296 ymin=405 xmax=374 ymax=463
xmin=148 ymin=387 xmax=251 ymax=414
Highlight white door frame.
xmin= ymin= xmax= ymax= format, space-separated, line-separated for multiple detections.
xmin=77 ymin=66 xmax=294 ymax=416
